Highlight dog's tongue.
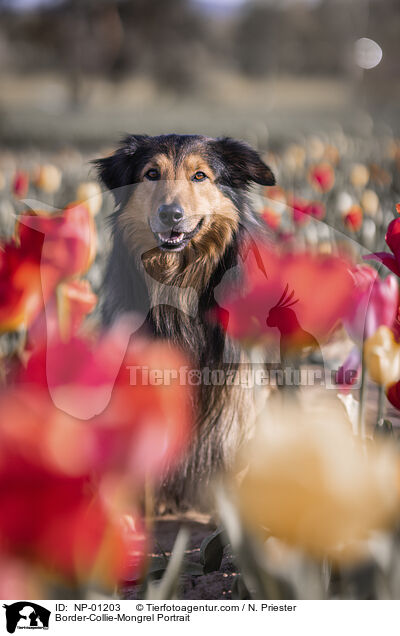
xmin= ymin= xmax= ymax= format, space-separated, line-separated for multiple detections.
xmin=159 ymin=230 xmax=184 ymax=241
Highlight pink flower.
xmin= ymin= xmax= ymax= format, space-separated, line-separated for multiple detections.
xmin=308 ymin=162 xmax=335 ymax=193
xmin=343 ymin=265 xmax=399 ymax=346
xmin=291 ymin=197 xmax=310 ymax=226
xmin=305 ymin=201 xmax=325 ymax=220
xmin=364 ymin=213 xmax=400 ymax=276
xmin=13 ymin=172 xmax=29 ymax=198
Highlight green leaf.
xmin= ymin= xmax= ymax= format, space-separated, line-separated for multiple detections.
xmin=146 ymin=527 xmax=189 ymax=600
xmin=200 ymin=529 xmax=225 ymax=573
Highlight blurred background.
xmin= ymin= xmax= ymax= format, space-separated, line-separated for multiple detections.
xmin=0 ymin=0 xmax=399 ymax=149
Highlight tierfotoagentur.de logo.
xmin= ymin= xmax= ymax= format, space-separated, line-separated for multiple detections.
xmin=3 ymin=602 xmax=50 ymax=634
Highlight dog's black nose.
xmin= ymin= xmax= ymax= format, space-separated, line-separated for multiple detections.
xmin=158 ymin=204 xmax=184 ymax=227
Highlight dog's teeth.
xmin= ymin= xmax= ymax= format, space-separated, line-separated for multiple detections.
xmin=158 ymin=232 xmax=184 ymax=245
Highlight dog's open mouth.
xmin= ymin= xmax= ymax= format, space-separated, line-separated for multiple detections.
xmin=155 ymin=219 xmax=204 ymax=251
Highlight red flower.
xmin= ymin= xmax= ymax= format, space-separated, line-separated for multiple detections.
xmin=305 ymin=201 xmax=325 ymax=220
xmin=19 ymin=321 xmax=191 ymax=480
xmin=343 ymin=265 xmax=399 ymax=345
xmin=364 ymin=212 xmax=400 ymax=277
xmin=0 ymin=235 xmax=58 ymax=333
xmin=13 ymin=172 xmax=29 ymax=198
xmin=215 ymin=244 xmax=354 ymax=350
xmin=387 ymin=380 xmax=400 ymax=411
xmin=262 ymin=208 xmax=280 ymax=230
xmin=17 ymin=202 xmax=97 ymax=281
xmin=57 ymin=279 xmax=97 ymax=340
xmin=291 ymin=198 xmax=310 ymax=226
xmin=0 ymin=203 xmax=97 ymax=333
xmin=308 ymin=162 xmax=335 ymax=193
xmin=343 ymin=205 xmax=363 ymax=232
xmin=0 ymin=391 xmax=146 ymax=585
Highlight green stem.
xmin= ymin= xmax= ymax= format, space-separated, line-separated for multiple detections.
xmin=377 ymin=384 xmax=385 ymax=428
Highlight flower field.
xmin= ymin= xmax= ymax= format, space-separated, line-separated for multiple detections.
xmin=2 ymin=131 xmax=400 ymax=600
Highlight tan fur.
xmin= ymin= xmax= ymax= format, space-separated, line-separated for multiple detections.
xmin=118 ymin=151 xmax=239 ymax=322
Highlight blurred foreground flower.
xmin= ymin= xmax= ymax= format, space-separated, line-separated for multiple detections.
xmin=18 ymin=319 xmax=191 ymax=479
xmin=17 ymin=202 xmax=97 ymax=281
xmin=215 ymin=244 xmax=354 ymax=353
xmin=0 ymin=397 xmax=146 ymax=587
xmin=233 ymin=392 xmax=399 ymax=562
xmin=0 ymin=319 xmax=190 ymax=590
xmin=0 ymin=233 xmax=56 ymax=333
xmin=0 ymin=203 xmax=97 ymax=333
xmin=56 ymin=279 xmax=97 ymax=341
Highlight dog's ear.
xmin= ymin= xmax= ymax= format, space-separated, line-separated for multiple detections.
xmin=211 ymin=137 xmax=275 ymax=187
xmin=94 ymin=134 xmax=149 ymax=193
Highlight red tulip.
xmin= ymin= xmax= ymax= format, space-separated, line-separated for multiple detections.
xmin=0 ymin=202 xmax=97 ymax=334
xmin=308 ymin=162 xmax=335 ymax=193
xmin=343 ymin=265 xmax=399 ymax=346
xmin=57 ymin=279 xmax=97 ymax=340
xmin=387 ymin=380 xmax=400 ymax=411
xmin=19 ymin=321 xmax=191 ymax=480
xmin=364 ymin=213 xmax=400 ymax=277
xmin=214 ymin=244 xmax=354 ymax=351
xmin=262 ymin=208 xmax=280 ymax=230
xmin=305 ymin=201 xmax=325 ymax=220
xmin=343 ymin=205 xmax=363 ymax=231
xmin=0 ymin=387 xmax=146 ymax=585
xmin=13 ymin=172 xmax=29 ymax=198
xmin=0 ymin=235 xmax=58 ymax=333
xmin=17 ymin=202 xmax=97 ymax=281
xmin=26 ymin=278 xmax=97 ymax=349
xmin=291 ymin=197 xmax=310 ymax=226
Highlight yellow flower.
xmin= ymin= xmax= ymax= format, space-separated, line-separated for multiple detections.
xmin=35 ymin=164 xmax=62 ymax=193
xmin=76 ymin=182 xmax=103 ymax=216
xmin=364 ymin=326 xmax=400 ymax=386
xmin=361 ymin=189 xmax=379 ymax=216
xmin=283 ymin=144 xmax=306 ymax=172
xmin=350 ymin=163 xmax=370 ymax=188
xmin=234 ymin=391 xmax=399 ymax=563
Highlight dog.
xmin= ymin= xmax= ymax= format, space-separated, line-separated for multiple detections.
xmin=95 ymin=134 xmax=275 ymax=507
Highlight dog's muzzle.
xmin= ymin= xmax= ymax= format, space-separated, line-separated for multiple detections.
xmin=150 ymin=205 xmax=204 ymax=251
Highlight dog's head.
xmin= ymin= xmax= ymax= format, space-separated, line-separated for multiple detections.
xmin=96 ymin=134 xmax=275 ymax=262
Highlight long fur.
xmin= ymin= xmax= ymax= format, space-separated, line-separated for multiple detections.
xmin=95 ymin=134 xmax=275 ymax=507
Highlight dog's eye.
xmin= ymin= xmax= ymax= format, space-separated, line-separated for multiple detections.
xmin=192 ymin=171 xmax=207 ymax=182
xmin=144 ymin=168 xmax=160 ymax=181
